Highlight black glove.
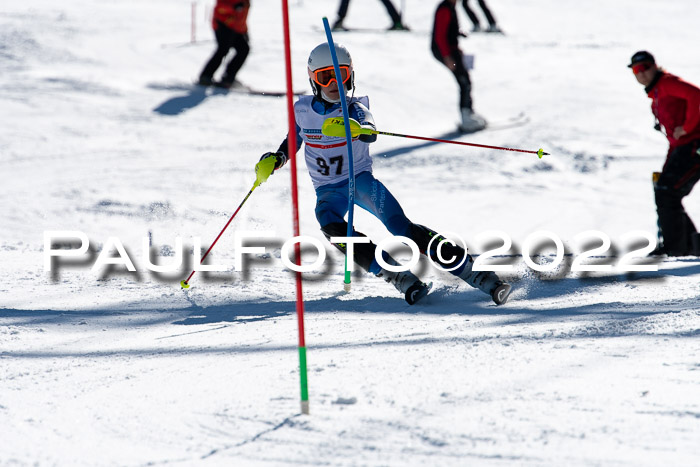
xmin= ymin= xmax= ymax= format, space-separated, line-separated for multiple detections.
xmin=259 ymin=151 xmax=288 ymax=171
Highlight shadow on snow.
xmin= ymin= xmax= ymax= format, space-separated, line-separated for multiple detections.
xmin=150 ymin=83 xmax=228 ymax=116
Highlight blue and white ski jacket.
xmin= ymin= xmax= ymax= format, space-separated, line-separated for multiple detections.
xmin=277 ymin=95 xmax=376 ymax=189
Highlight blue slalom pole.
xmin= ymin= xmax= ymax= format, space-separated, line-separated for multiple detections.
xmin=322 ymin=17 xmax=355 ymax=291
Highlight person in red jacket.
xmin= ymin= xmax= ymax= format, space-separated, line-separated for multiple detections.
xmin=431 ymin=0 xmax=486 ymax=133
xmin=198 ymin=0 xmax=250 ymax=89
xmin=630 ymin=50 xmax=700 ymax=256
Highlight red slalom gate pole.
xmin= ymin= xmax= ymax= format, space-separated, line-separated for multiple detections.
xmin=281 ymin=0 xmax=309 ymax=415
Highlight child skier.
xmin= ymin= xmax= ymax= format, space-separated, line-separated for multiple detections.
xmin=258 ymin=43 xmax=511 ymax=305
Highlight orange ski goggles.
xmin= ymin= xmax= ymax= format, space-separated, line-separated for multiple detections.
xmin=312 ymin=65 xmax=351 ymax=87
xmin=631 ymin=62 xmax=652 ymax=74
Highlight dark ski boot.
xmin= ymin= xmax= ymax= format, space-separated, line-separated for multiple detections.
xmin=377 ymin=268 xmax=431 ymax=305
xmin=491 ymin=281 xmax=512 ymax=305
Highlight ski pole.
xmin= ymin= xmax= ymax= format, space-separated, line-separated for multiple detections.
xmin=180 ymin=157 xmax=276 ymax=289
xmin=322 ymin=117 xmax=549 ymax=158
xmin=321 ymin=18 xmax=356 ymax=293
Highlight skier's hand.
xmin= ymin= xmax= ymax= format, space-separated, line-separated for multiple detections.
xmin=672 ymin=126 xmax=687 ymax=140
xmin=255 ymin=152 xmax=285 ymax=187
xmin=259 ymin=151 xmax=287 ymax=171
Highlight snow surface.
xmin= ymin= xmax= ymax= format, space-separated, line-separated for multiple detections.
xmin=1 ymin=0 xmax=700 ymax=465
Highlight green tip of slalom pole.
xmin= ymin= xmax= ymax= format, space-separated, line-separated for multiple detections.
xmin=343 ymin=258 xmax=351 ymax=292
xmin=537 ymin=148 xmax=549 ymax=159
xmin=180 ymin=280 xmax=190 ymax=289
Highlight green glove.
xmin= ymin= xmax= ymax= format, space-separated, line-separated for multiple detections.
xmin=322 ymin=117 xmax=364 ymax=138
xmin=255 ymin=151 xmax=287 ymax=187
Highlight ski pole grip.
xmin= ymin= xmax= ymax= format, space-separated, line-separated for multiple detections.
xmin=255 ymin=156 xmax=277 ymax=187
xmin=322 ymin=117 xmax=363 ymax=138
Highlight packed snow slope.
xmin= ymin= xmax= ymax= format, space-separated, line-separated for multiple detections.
xmin=1 ymin=0 xmax=699 ymax=465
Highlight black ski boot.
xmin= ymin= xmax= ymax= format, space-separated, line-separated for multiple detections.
xmin=491 ymin=281 xmax=512 ymax=305
xmin=405 ymin=281 xmax=432 ymax=305
xmin=459 ymin=255 xmax=512 ymax=305
xmin=377 ymin=267 xmax=431 ymax=305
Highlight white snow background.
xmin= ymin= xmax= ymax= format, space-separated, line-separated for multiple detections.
xmin=1 ymin=0 xmax=699 ymax=465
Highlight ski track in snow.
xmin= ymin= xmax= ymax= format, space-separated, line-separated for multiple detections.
xmin=1 ymin=0 xmax=700 ymax=465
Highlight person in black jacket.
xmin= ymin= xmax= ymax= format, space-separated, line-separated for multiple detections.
xmin=432 ymin=0 xmax=486 ymax=132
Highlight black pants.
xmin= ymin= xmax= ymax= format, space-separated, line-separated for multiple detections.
xmin=200 ymin=22 xmax=250 ymax=84
xmin=432 ymin=45 xmax=472 ymax=111
xmin=462 ymin=0 xmax=497 ymax=27
xmin=337 ymin=0 xmax=402 ymax=24
xmin=654 ymin=139 xmax=700 ymax=255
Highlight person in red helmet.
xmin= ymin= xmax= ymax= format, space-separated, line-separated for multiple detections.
xmin=198 ymin=0 xmax=250 ymax=89
xmin=629 ymin=50 xmax=700 ymax=256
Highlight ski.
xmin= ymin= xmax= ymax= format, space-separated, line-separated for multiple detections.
xmin=458 ymin=113 xmax=529 ymax=134
xmin=312 ymin=25 xmax=415 ymax=34
xmin=206 ymin=81 xmax=306 ymax=97
xmin=469 ymin=29 xmax=506 ymax=35
xmin=146 ymin=81 xmax=306 ymax=97
xmin=484 ymin=113 xmax=530 ymax=130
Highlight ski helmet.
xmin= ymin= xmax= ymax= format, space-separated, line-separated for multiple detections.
xmin=307 ymin=43 xmax=354 ymax=103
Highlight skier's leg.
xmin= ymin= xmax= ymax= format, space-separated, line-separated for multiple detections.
xmin=676 ymin=142 xmax=700 ymax=253
xmin=477 ymin=0 xmax=497 ymax=27
xmin=408 ymin=224 xmax=512 ymax=305
xmin=333 ymin=0 xmax=351 ymax=29
xmin=655 ymin=189 xmax=688 ymax=255
xmin=378 ymin=0 xmax=403 ymax=26
xmin=353 ymin=173 xmax=508 ymax=304
xmin=347 ymin=173 xmax=429 ymax=303
xmin=353 ymin=173 xmax=465 ymax=271
xmin=337 ymin=0 xmax=351 ymax=19
xmin=315 ymin=182 xmax=377 ymax=273
xmin=453 ymin=54 xmax=473 ymax=112
xmin=353 ymin=172 xmax=412 ymax=239
xmin=461 ymin=0 xmax=480 ymax=28
xmin=319 ymin=222 xmax=378 ymax=273
xmin=353 ymin=173 xmax=465 ymax=268
xmin=221 ymin=32 xmax=250 ymax=85
xmin=655 ymin=142 xmax=700 ymax=255
xmin=319 ymin=217 xmax=427 ymax=303
xmin=199 ymin=23 xmax=233 ymax=83
xmin=451 ymin=55 xmax=486 ymax=132
xmin=431 ymin=44 xmax=473 ymax=121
